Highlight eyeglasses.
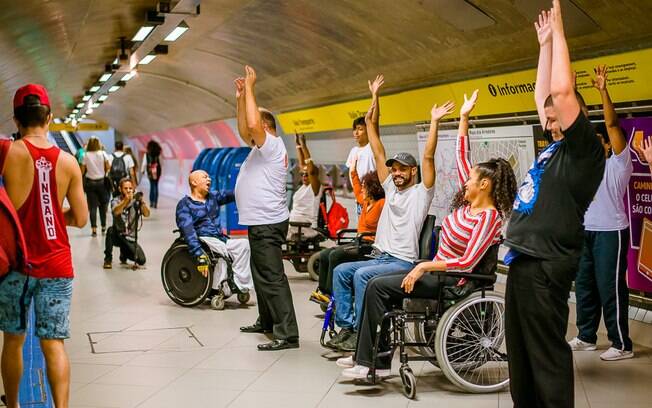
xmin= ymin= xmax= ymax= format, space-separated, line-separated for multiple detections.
xmin=300 ymin=172 xmax=309 ymax=176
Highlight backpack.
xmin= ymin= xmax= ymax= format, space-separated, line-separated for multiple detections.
xmin=0 ymin=140 xmax=29 ymax=276
xmin=109 ymin=153 xmax=128 ymax=182
xmin=319 ymin=187 xmax=349 ymax=239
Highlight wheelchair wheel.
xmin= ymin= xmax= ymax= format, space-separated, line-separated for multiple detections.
xmin=412 ymin=317 xmax=439 ymax=367
xmin=307 ymin=251 xmax=321 ymax=281
xmin=161 ymin=243 xmax=212 ymax=307
xmin=290 ymin=258 xmax=308 ymax=273
xmin=434 ymin=291 xmax=508 ymax=393
xmin=399 ymin=366 xmax=417 ymax=399
xmin=211 ymin=295 xmax=225 ymax=310
xmin=237 ymin=292 xmax=251 ymax=304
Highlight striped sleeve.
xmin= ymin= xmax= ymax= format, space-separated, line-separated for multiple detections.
xmin=456 ymin=133 xmax=473 ymax=189
xmin=445 ymin=210 xmax=501 ymax=272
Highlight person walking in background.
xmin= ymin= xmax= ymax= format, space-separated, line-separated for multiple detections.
xmin=141 ymin=140 xmax=162 ymax=208
xmin=81 ymin=136 xmax=110 ymax=236
xmin=108 ymin=141 xmax=136 ymax=197
xmin=569 ymin=65 xmax=634 ymax=361
xmin=123 ymin=146 xmax=138 ymax=185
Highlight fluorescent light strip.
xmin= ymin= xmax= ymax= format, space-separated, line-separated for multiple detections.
xmin=132 ymin=26 xmax=154 ymax=42
xmin=90 ymin=86 xmax=100 ymax=92
xmin=164 ymin=25 xmax=189 ymax=42
xmin=82 ymin=95 xmax=91 ymax=101
xmin=76 ymin=103 xmax=84 ymax=108
xmin=98 ymin=95 xmax=108 ymax=101
xmin=99 ymin=73 xmax=112 ymax=82
xmin=122 ymin=71 xmax=136 ymax=81
xmin=109 ymin=86 xmax=120 ymax=93
xmin=72 ymin=109 xmax=79 ymax=113
xmin=85 ymin=108 xmax=93 ymax=114
xmin=139 ymin=54 xmax=157 ymax=65
xmin=92 ymin=103 xmax=101 ymax=108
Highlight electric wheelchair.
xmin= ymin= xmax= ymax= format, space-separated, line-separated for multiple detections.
xmin=161 ymin=230 xmax=250 ymax=310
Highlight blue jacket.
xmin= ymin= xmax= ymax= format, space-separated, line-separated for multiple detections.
xmin=175 ymin=190 xmax=235 ymax=257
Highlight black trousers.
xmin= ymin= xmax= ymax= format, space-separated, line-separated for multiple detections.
xmin=85 ymin=178 xmax=109 ymax=229
xmin=248 ymin=220 xmax=299 ymax=341
xmin=576 ymin=229 xmax=631 ymax=350
xmin=354 ymin=271 xmax=457 ymax=369
xmin=505 ymin=254 xmax=575 ymax=408
xmin=317 ymin=242 xmax=373 ymax=295
xmin=103 ymin=226 xmax=146 ymax=265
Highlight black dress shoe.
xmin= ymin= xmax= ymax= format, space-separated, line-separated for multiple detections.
xmin=257 ymin=339 xmax=300 ymax=351
xmin=240 ymin=324 xmax=271 ymax=333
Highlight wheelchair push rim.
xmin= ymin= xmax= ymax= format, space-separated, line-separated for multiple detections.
xmin=161 ymin=244 xmax=213 ymax=307
xmin=434 ymin=292 xmax=509 ymax=393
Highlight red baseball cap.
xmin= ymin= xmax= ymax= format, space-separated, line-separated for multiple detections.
xmin=13 ymin=84 xmax=50 ymax=110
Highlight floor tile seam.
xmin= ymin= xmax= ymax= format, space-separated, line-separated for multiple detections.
xmin=131 ymin=366 xmax=195 ymax=408
xmin=224 ymin=368 xmax=270 ymax=408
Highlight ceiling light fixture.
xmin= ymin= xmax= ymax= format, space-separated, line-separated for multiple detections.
xmin=122 ymin=71 xmax=137 ymax=81
xmin=99 ymin=73 xmax=112 ymax=82
xmin=76 ymin=103 xmax=84 ymax=108
xmin=72 ymin=109 xmax=79 ymax=114
xmin=109 ymin=85 xmax=121 ymax=93
xmin=132 ymin=26 xmax=154 ymax=42
xmin=98 ymin=95 xmax=108 ymax=101
xmin=90 ymin=85 xmax=101 ymax=92
xmin=86 ymin=108 xmax=93 ymax=114
xmin=164 ymin=21 xmax=189 ymax=42
xmin=82 ymin=95 xmax=91 ymax=101
xmin=92 ymin=103 xmax=101 ymax=108
xmin=139 ymin=54 xmax=157 ymax=65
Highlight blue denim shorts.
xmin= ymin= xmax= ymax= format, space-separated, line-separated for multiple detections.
xmin=0 ymin=271 xmax=73 ymax=339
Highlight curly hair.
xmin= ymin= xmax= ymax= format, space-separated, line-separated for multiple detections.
xmin=449 ymin=158 xmax=517 ymax=218
xmin=361 ymin=171 xmax=385 ymax=201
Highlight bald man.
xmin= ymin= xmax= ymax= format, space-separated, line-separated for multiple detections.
xmin=175 ymin=170 xmax=253 ymax=295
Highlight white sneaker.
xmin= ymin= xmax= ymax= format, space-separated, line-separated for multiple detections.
xmin=568 ymin=337 xmax=597 ymax=351
xmin=341 ymin=365 xmax=390 ymax=379
xmin=600 ymin=347 xmax=634 ymax=361
xmin=336 ymin=355 xmax=354 ymax=368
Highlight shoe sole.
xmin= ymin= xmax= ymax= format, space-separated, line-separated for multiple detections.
xmin=600 ymin=353 xmax=634 ymax=361
xmin=571 ymin=347 xmax=597 ymax=351
xmin=342 ymin=370 xmax=390 ymax=380
xmin=257 ymin=344 xmax=300 ymax=351
xmin=336 ymin=359 xmax=354 ymax=368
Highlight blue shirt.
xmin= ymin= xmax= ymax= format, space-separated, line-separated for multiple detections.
xmin=175 ymin=190 xmax=235 ymax=257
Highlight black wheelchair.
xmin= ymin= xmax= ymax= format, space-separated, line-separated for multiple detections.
xmin=367 ymin=243 xmax=508 ymax=398
xmin=161 ymin=231 xmax=251 ymax=310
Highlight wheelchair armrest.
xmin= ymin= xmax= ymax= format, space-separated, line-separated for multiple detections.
xmin=415 ymin=258 xmax=432 ymax=265
xmin=289 ymin=221 xmax=312 ymax=228
xmin=438 ymin=271 xmax=497 ymax=283
xmin=336 ymin=228 xmax=358 ymax=238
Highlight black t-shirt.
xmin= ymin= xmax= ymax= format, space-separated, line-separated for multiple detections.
xmin=505 ymin=113 xmax=605 ymax=261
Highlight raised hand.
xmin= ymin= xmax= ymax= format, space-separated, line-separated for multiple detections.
xmin=294 ymin=131 xmax=301 ymax=146
xmin=431 ymin=101 xmax=455 ymax=122
xmin=244 ymin=65 xmax=257 ymax=89
xmin=642 ymin=136 xmax=652 ymax=164
xmin=591 ymin=65 xmax=608 ymax=91
xmin=234 ymin=77 xmax=245 ymax=98
xmin=550 ymin=0 xmax=564 ymax=34
xmin=460 ymin=89 xmax=479 ymax=118
xmin=535 ymin=9 xmax=552 ymax=46
xmin=368 ymin=74 xmax=385 ymax=96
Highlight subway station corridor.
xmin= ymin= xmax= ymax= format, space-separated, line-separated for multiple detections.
xmin=0 ymin=198 xmax=648 ymax=408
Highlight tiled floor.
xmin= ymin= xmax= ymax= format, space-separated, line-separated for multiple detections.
xmin=1 ymin=199 xmax=650 ymax=407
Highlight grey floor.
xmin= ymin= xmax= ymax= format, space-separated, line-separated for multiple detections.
xmin=1 ymin=198 xmax=650 ymax=408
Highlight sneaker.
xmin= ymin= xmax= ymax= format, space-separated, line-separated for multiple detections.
xmin=600 ymin=347 xmax=634 ymax=361
xmin=325 ymin=328 xmax=353 ymax=349
xmin=103 ymin=261 xmax=112 ymax=269
xmin=338 ymin=332 xmax=358 ymax=352
xmin=342 ymin=365 xmax=390 ymax=380
xmin=309 ymin=290 xmax=330 ymax=304
xmin=568 ymin=337 xmax=597 ymax=351
xmin=336 ymin=355 xmax=355 ymax=368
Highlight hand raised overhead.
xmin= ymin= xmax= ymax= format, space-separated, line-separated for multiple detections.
xmin=234 ymin=77 xmax=245 ymax=98
xmin=549 ymin=0 xmax=564 ymax=34
xmin=535 ymin=9 xmax=552 ymax=46
xmin=641 ymin=136 xmax=652 ymax=165
xmin=431 ymin=101 xmax=455 ymax=122
xmin=460 ymin=89 xmax=479 ymax=118
xmin=244 ymin=65 xmax=257 ymax=89
xmin=591 ymin=65 xmax=608 ymax=91
xmin=368 ymin=74 xmax=385 ymax=96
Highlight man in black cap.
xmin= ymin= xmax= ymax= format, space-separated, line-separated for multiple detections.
xmin=328 ymin=74 xmax=453 ymax=351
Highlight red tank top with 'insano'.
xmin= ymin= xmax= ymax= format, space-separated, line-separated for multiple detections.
xmin=17 ymin=140 xmax=73 ymax=278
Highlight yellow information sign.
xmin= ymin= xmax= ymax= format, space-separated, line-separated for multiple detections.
xmin=49 ymin=122 xmax=110 ymax=132
xmin=278 ymin=48 xmax=652 ymax=133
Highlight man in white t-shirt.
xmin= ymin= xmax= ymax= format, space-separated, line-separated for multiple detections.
xmin=233 ymin=65 xmax=299 ymax=352
xmin=327 ymin=74 xmax=453 ymax=352
xmin=288 ymin=133 xmax=321 ymax=239
xmin=568 ymin=65 xmax=634 ymax=361
xmin=346 ymin=117 xmax=376 ymax=180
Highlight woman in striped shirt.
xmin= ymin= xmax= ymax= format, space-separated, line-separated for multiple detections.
xmin=339 ymin=90 xmax=518 ymax=379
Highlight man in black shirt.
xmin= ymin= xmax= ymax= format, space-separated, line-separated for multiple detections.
xmin=504 ymin=2 xmax=605 ymax=407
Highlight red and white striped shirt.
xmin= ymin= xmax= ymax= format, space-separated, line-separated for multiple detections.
xmin=434 ymin=133 xmax=502 ymax=272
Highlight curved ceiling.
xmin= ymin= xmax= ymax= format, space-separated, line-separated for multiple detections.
xmin=1 ymin=0 xmax=651 ymax=136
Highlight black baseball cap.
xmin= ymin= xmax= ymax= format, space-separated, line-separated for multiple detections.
xmin=385 ymin=152 xmax=418 ymax=167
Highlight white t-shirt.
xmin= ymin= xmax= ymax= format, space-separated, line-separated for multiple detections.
xmin=346 ymin=144 xmax=376 ymax=178
xmin=584 ymin=147 xmax=633 ymax=231
xmin=373 ymin=176 xmax=435 ymax=262
xmin=235 ymin=132 xmax=290 ymax=225
xmin=290 ymin=184 xmax=319 ymax=226
xmin=109 ymin=151 xmax=135 ymax=171
xmin=83 ymin=151 xmax=107 ymax=180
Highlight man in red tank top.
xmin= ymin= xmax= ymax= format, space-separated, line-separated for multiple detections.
xmin=0 ymin=84 xmax=87 ymax=408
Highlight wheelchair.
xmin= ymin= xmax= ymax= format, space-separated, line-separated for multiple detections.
xmin=368 ymin=244 xmax=508 ymax=398
xmin=161 ymin=231 xmax=250 ymax=310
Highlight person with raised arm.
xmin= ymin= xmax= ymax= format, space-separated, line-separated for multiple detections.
xmin=569 ymin=64 xmax=634 ymax=361
xmin=234 ymin=66 xmax=299 ymax=352
xmin=286 ymin=133 xmax=322 ymax=240
xmin=325 ymin=75 xmax=446 ymax=352
xmin=641 ymin=136 xmax=652 ymax=178
xmin=338 ymin=90 xmax=517 ymax=379
xmin=504 ymin=2 xmax=605 ymax=407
